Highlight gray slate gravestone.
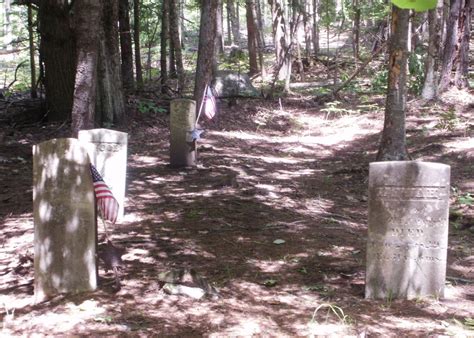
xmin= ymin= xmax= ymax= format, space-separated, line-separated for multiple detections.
xmin=33 ymin=138 xmax=97 ymax=302
xmin=365 ymin=161 xmax=451 ymax=299
xmin=78 ymin=129 xmax=128 ymax=221
xmin=170 ymin=99 xmax=196 ymax=167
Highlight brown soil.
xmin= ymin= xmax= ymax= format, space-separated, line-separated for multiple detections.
xmin=1 ymin=89 xmax=473 ymax=336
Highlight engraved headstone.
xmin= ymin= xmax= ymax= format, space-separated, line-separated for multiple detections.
xmin=78 ymin=129 xmax=128 ymax=221
xmin=170 ymin=99 xmax=196 ymax=167
xmin=33 ymin=138 xmax=97 ymax=302
xmin=365 ymin=161 xmax=450 ymax=299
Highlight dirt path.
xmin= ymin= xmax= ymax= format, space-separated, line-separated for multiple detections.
xmin=1 ymin=95 xmax=473 ymax=335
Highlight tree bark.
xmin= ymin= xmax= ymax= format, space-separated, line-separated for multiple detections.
xmin=96 ymin=0 xmax=126 ymax=127
xmin=216 ymin=0 xmax=225 ymax=54
xmin=71 ymin=0 xmax=102 ymax=137
xmin=194 ymin=0 xmax=218 ymax=112
xmin=312 ymin=0 xmax=319 ymax=55
xmin=376 ymin=7 xmax=410 ymax=161
xmin=421 ymin=2 xmax=442 ymax=100
xmin=170 ymin=0 xmax=185 ymax=93
xmin=119 ymin=0 xmax=135 ymax=90
xmin=270 ymin=0 xmax=290 ymax=81
xmin=256 ymin=0 xmax=266 ymax=47
xmin=438 ymin=0 xmax=461 ymax=93
xmin=160 ymin=0 xmax=169 ymax=92
xmin=38 ymin=0 xmax=76 ymax=122
xmin=133 ymin=0 xmax=143 ymax=88
xmin=454 ymin=0 xmax=471 ymax=89
xmin=27 ymin=3 xmax=37 ymax=98
xmin=246 ymin=0 xmax=260 ymax=76
xmin=352 ymin=0 xmax=360 ymax=60
xmin=227 ymin=0 xmax=240 ymax=45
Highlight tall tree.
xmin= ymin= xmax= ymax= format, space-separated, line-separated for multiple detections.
xmin=71 ymin=0 xmax=102 ymax=136
xmin=133 ymin=0 xmax=143 ymax=87
xmin=269 ymin=0 xmax=290 ymax=81
xmin=246 ymin=0 xmax=260 ymax=75
xmin=216 ymin=0 xmax=225 ymax=54
xmin=376 ymin=6 xmax=410 ymax=161
xmin=438 ymin=0 xmax=461 ymax=93
xmin=227 ymin=0 xmax=240 ymax=45
xmin=312 ymin=0 xmax=319 ymax=55
xmin=170 ymin=0 xmax=185 ymax=93
xmin=160 ymin=0 xmax=169 ymax=92
xmin=352 ymin=0 xmax=360 ymax=59
xmin=194 ymin=0 xmax=218 ymax=111
xmin=27 ymin=3 xmax=37 ymax=98
xmin=119 ymin=0 xmax=135 ymax=90
xmin=421 ymin=2 xmax=443 ymax=100
xmin=96 ymin=0 xmax=126 ymax=126
xmin=38 ymin=0 xmax=76 ymax=121
xmin=454 ymin=0 xmax=471 ymax=89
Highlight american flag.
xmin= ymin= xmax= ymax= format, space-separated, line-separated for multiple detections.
xmin=203 ymin=86 xmax=217 ymax=120
xmin=90 ymin=164 xmax=119 ymax=224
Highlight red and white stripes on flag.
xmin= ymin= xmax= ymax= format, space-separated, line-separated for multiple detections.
xmin=203 ymin=86 xmax=217 ymax=120
xmin=90 ymin=164 xmax=119 ymax=224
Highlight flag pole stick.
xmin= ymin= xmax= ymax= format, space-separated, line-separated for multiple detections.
xmin=195 ymin=83 xmax=208 ymax=127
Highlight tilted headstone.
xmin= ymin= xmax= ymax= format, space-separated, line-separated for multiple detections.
xmin=78 ymin=129 xmax=128 ymax=221
xmin=33 ymin=138 xmax=96 ymax=302
xmin=365 ymin=161 xmax=450 ymax=299
xmin=170 ymin=99 xmax=196 ymax=167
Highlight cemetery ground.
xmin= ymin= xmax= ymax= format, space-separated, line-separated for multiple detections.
xmin=1 ymin=87 xmax=474 ymax=336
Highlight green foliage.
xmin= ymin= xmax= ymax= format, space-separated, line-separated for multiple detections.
xmin=458 ymin=193 xmax=474 ymax=206
xmin=391 ymin=0 xmax=437 ymax=11
xmin=408 ymin=49 xmax=425 ymax=95
xmin=371 ymin=69 xmax=388 ymax=93
xmin=137 ymin=99 xmax=166 ymax=115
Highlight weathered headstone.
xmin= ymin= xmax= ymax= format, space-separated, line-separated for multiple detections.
xmin=365 ymin=161 xmax=451 ymax=299
xmin=33 ymin=138 xmax=96 ymax=302
xmin=170 ymin=99 xmax=196 ymax=167
xmin=78 ymin=128 xmax=128 ymax=221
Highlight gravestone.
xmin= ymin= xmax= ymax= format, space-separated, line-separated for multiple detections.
xmin=365 ymin=161 xmax=451 ymax=300
xmin=78 ymin=129 xmax=128 ymax=221
xmin=170 ymin=99 xmax=196 ymax=167
xmin=33 ymin=138 xmax=96 ymax=302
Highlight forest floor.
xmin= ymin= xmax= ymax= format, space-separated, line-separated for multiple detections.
xmin=0 ymin=83 xmax=474 ymax=335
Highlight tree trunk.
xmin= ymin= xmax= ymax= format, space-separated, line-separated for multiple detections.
xmin=38 ymin=0 xmax=76 ymax=122
xmin=160 ymin=0 xmax=169 ymax=92
xmin=216 ymin=0 xmax=225 ymax=54
xmin=119 ymin=0 xmax=135 ymax=90
xmin=227 ymin=0 xmax=240 ymax=45
xmin=421 ymin=2 xmax=443 ymax=100
xmin=246 ymin=0 xmax=260 ymax=76
xmin=133 ymin=0 xmax=143 ymax=88
xmin=302 ymin=0 xmax=311 ymax=58
xmin=312 ymin=0 xmax=319 ymax=55
xmin=170 ymin=0 xmax=185 ymax=93
xmin=438 ymin=0 xmax=461 ymax=93
xmin=96 ymin=0 xmax=126 ymax=127
xmin=71 ymin=0 xmax=102 ymax=137
xmin=256 ymin=0 xmax=266 ymax=47
xmin=194 ymin=0 xmax=218 ymax=111
xmin=270 ymin=0 xmax=290 ymax=81
xmin=352 ymin=0 xmax=360 ymax=60
xmin=376 ymin=7 xmax=410 ymax=161
xmin=454 ymin=0 xmax=471 ymax=89
xmin=27 ymin=4 xmax=37 ymax=98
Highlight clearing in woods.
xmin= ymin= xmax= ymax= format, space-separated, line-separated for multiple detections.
xmin=0 ymin=87 xmax=473 ymax=335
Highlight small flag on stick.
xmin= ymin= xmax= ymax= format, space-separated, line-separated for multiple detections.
xmin=203 ymin=86 xmax=217 ymax=120
xmin=90 ymin=164 xmax=119 ymax=224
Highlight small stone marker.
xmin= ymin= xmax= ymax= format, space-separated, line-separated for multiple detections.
xmin=365 ymin=161 xmax=450 ymax=299
xmin=78 ymin=128 xmax=128 ymax=221
xmin=33 ymin=138 xmax=96 ymax=302
xmin=169 ymin=99 xmax=196 ymax=167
